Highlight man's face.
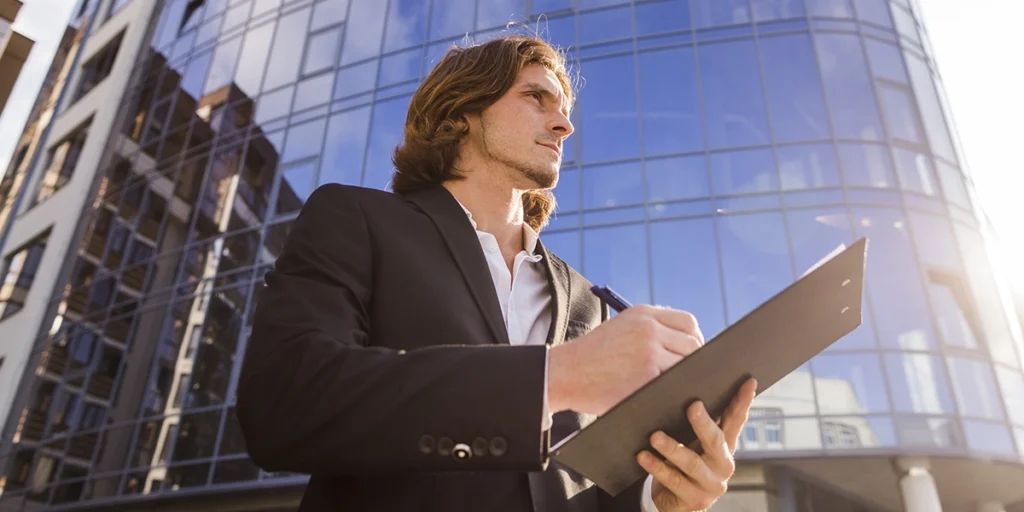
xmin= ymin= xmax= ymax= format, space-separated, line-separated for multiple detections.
xmin=465 ymin=64 xmax=574 ymax=190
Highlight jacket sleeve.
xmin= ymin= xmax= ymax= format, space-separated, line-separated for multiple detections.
xmin=236 ymin=184 xmax=549 ymax=477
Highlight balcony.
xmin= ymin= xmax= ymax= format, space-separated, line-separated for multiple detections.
xmin=122 ymin=265 xmax=147 ymax=290
xmin=87 ymin=374 xmax=114 ymax=401
xmin=105 ymin=318 xmax=131 ymax=343
xmin=138 ymin=217 xmax=160 ymax=240
xmin=66 ymin=288 xmax=88 ymax=316
xmin=40 ymin=343 xmax=68 ymax=376
xmin=68 ymin=433 xmax=99 ymax=460
xmin=17 ymin=409 xmax=47 ymax=443
xmin=85 ymin=234 xmax=105 ymax=260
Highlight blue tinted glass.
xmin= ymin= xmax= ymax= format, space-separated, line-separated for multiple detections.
xmin=342 ymin=0 xmax=387 ymax=64
xmin=812 ymin=354 xmax=891 ymax=413
xmin=638 ymin=47 xmax=703 ymax=155
xmin=181 ymin=52 xmax=213 ymax=99
xmin=884 ymin=354 xmax=955 ymax=414
xmin=320 ymin=106 xmax=371 ymax=186
xmin=533 ymin=0 xmax=571 ymax=14
xmin=635 ymin=0 xmax=690 ymax=35
xmin=948 ymin=357 xmax=1006 ymax=420
xmin=582 ymin=161 xmax=643 ymax=209
xmin=538 ymin=15 xmax=575 ymax=51
xmin=477 ymin=0 xmax=525 ymax=31
xmin=751 ymin=0 xmax=805 ymax=21
xmin=786 ymin=207 xmax=876 ymax=350
xmin=897 ymin=417 xmax=962 ymax=449
xmin=255 ymin=86 xmax=294 ymax=124
xmin=711 ymin=149 xmax=777 ymax=195
xmin=554 ymin=167 xmax=580 ymax=212
xmin=879 ymin=86 xmax=923 ymax=144
xmin=907 ymin=211 xmax=960 ymax=270
xmin=583 ymin=224 xmax=651 ymax=304
xmin=718 ymin=212 xmax=791 ymax=323
xmin=430 ymin=0 xmax=475 ymax=41
xmin=580 ymin=0 xmax=628 ymax=7
xmin=283 ymin=118 xmax=327 ymax=163
xmin=645 ymin=155 xmax=708 ymax=203
xmin=699 ymin=40 xmax=770 ymax=148
xmin=650 ymin=218 xmax=726 ymax=337
xmin=892 ymin=148 xmax=938 ymax=196
xmin=311 ymin=0 xmax=348 ymax=31
xmin=304 ymin=27 xmax=343 ymax=75
xmin=362 ymin=96 xmax=409 ymax=190
xmin=864 ymin=39 xmax=907 ymax=83
xmin=777 ymin=144 xmax=840 ymax=190
xmin=904 ymin=54 xmax=956 ymax=162
xmin=384 ymin=0 xmax=428 ymax=51
xmin=579 ymin=55 xmax=640 ymax=163
xmin=936 ymin=161 xmax=969 ymax=209
xmin=379 ymin=48 xmax=422 ymax=87
xmin=963 ymin=421 xmax=1015 ymax=455
xmin=807 ymin=0 xmax=854 ymax=17
xmin=334 ymin=60 xmax=380 ymax=99
xmin=928 ymin=280 xmax=979 ymax=350
xmin=692 ymin=0 xmax=751 ymax=28
xmin=851 ymin=0 xmax=892 ymax=27
xmin=580 ymin=6 xmax=632 ymax=45
xmin=204 ymin=37 xmax=243 ymax=96
xmin=541 ymin=230 xmax=581 ymax=269
xmin=953 ymin=225 xmax=1019 ymax=369
xmin=815 ymin=34 xmax=884 ymax=141
xmin=851 ymin=207 xmax=936 ymax=350
xmin=891 ymin=5 xmax=920 ymax=43
xmin=821 ymin=416 xmax=896 ymax=448
xmin=293 ymin=72 xmax=334 ymax=112
xmin=263 ymin=7 xmax=311 ymax=90
xmin=759 ymin=34 xmax=831 ymax=143
xmin=995 ymin=367 xmax=1024 ymax=426
xmin=234 ymin=22 xmax=274 ymax=97
xmin=838 ymin=143 xmax=894 ymax=188
xmin=277 ymin=160 xmax=317 ymax=215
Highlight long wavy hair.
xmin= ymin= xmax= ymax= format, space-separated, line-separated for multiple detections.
xmin=391 ymin=34 xmax=576 ymax=232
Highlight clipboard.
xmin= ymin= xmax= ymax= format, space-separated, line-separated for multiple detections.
xmin=550 ymin=237 xmax=868 ymax=496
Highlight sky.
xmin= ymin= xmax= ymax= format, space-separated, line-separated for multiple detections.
xmin=0 ymin=0 xmax=1021 ymax=298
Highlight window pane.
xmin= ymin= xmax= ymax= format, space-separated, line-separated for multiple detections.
xmin=851 ymin=207 xmax=936 ymax=350
xmin=582 ymin=161 xmax=643 ymax=209
xmin=751 ymin=0 xmax=805 ymax=21
xmin=851 ymin=0 xmax=891 ymax=27
xmin=583 ymin=224 xmax=651 ymax=304
xmin=384 ymin=0 xmax=428 ymax=52
xmin=645 ymin=155 xmax=708 ymax=203
xmin=718 ymin=212 xmax=791 ymax=323
xmin=995 ymin=367 xmax=1024 ymax=426
xmin=635 ymin=0 xmax=690 ymax=35
xmin=864 ymin=39 xmax=907 ymax=83
xmin=477 ymin=0 xmax=524 ymax=31
xmin=936 ymin=161 xmax=970 ymax=209
xmin=953 ymin=226 xmax=1019 ymax=369
xmin=311 ymin=0 xmax=348 ymax=31
xmin=282 ymin=118 xmax=327 ymax=163
xmin=379 ymin=48 xmax=423 ymax=87
xmin=541 ymin=231 xmax=580 ymax=270
xmin=897 ymin=416 xmax=962 ymax=449
xmin=649 ymin=218 xmax=726 ymax=338
xmin=740 ymin=417 xmax=822 ymax=451
xmin=904 ymin=54 xmax=956 ymax=162
xmin=699 ymin=40 xmax=770 ymax=148
xmin=293 ymin=72 xmax=334 ymax=112
xmin=638 ymin=47 xmax=702 ymax=155
xmin=947 ymin=357 xmax=1006 ymax=421
xmin=579 ymin=55 xmax=640 ymax=163
xmin=429 ymin=0 xmax=474 ymax=41
xmin=341 ymin=0 xmax=387 ymax=64
xmin=180 ymin=52 xmax=212 ymax=99
xmin=334 ymin=59 xmax=380 ymax=99
xmin=755 ymin=364 xmax=817 ymax=414
xmin=554 ymin=168 xmax=579 ymax=212
xmin=303 ymin=26 xmax=343 ymax=75
xmin=320 ymin=106 xmax=371 ymax=186
xmin=807 ymin=0 xmax=853 ymax=17
xmin=891 ymin=5 xmax=920 ymax=43
xmin=812 ymin=354 xmax=890 ymax=413
xmin=692 ymin=0 xmax=751 ymax=28
xmin=263 ymin=7 xmax=311 ymax=90
xmin=777 ymin=144 xmax=840 ymax=190
xmin=362 ymin=96 xmax=410 ymax=190
xmin=579 ymin=6 xmax=632 ymax=45
xmin=963 ymin=420 xmax=1015 ymax=455
xmin=203 ymin=37 xmax=242 ymax=96
xmin=171 ymin=410 xmax=221 ymax=462
xmin=759 ymin=34 xmax=830 ymax=143
xmin=815 ymin=34 xmax=884 ymax=141
xmin=821 ymin=416 xmax=896 ymax=448
xmin=879 ymin=85 xmax=923 ymax=145
xmin=838 ymin=143 xmax=895 ymax=188
xmin=710 ymin=149 xmax=777 ymax=195
xmin=884 ymin=354 xmax=955 ymax=414
xmin=234 ymin=22 xmax=274 ymax=97
xmin=277 ymin=160 xmax=316 ymax=215
xmin=907 ymin=211 xmax=960 ymax=270
xmin=892 ymin=148 xmax=937 ymax=196
xmin=928 ymin=280 xmax=979 ymax=349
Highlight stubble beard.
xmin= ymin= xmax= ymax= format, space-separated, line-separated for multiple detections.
xmin=479 ymin=116 xmax=558 ymax=191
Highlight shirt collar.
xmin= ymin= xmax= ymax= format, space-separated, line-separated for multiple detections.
xmin=455 ymin=198 xmax=541 ymax=258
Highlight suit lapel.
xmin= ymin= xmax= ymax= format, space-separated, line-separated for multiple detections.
xmin=537 ymin=239 xmax=570 ymax=347
xmin=404 ymin=186 xmax=511 ymax=346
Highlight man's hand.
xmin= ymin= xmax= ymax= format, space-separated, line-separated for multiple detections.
xmin=548 ymin=305 xmax=704 ymax=416
xmin=638 ymin=378 xmax=758 ymax=512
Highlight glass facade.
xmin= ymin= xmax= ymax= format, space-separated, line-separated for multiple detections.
xmin=1 ymin=0 xmax=1022 ymax=509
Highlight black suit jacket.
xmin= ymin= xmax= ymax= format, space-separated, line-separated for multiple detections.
xmin=237 ymin=183 xmax=645 ymax=511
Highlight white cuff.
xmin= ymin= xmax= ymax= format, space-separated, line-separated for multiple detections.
xmin=542 ymin=347 xmax=553 ymax=432
xmin=640 ymin=474 xmax=660 ymax=512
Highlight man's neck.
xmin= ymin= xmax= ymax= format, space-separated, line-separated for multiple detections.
xmin=443 ymin=179 xmax=526 ymax=257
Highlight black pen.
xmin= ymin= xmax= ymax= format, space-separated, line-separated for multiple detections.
xmin=590 ymin=285 xmax=633 ymax=313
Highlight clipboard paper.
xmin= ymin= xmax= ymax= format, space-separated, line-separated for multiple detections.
xmin=551 ymin=238 xmax=868 ymax=496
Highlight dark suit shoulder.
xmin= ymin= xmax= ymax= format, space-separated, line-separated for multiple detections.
xmin=309 ymin=183 xmax=402 ymax=207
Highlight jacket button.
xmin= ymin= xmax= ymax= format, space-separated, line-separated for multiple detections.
xmin=419 ymin=435 xmax=436 ymax=454
xmin=453 ymin=443 xmax=472 ymax=460
xmin=489 ymin=436 xmax=507 ymax=457
xmin=472 ymin=437 xmax=488 ymax=456
xmin=437 ymin=437 xmax=454 ymax=456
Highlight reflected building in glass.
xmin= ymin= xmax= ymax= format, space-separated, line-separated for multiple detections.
xmin=0 ymin=0 xmax=1022 ymax=511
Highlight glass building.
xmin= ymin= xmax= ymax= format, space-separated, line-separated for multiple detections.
xmin=0 ymin=0 xmax=1022 ymax=510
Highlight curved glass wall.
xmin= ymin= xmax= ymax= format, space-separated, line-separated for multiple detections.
xmin=1 ymin=0 xmax=1022 ymax=509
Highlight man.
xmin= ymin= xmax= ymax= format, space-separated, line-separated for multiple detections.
xmin=237 ymin=34 xmax=757 ymax=512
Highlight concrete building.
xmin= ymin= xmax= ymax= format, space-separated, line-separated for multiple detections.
xmin=0 ymin=0 xmax=1021 ymax=511
xmin=0 ymin=0 xmax=34 ymax=114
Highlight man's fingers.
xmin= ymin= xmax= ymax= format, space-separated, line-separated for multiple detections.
xmin=688 ymin=401 xmax=733 ymax=474
xmin=646 ymin=432 xmax=724 ymax=495
xmin=657 ymin=325 xmax=703 ymax=359
xmin=649 ymin=307 xmax=704 ymax=343
xmin=720 ymin=378 xmax=758 ymax=453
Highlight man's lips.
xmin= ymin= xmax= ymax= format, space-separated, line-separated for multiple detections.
xmin=538 ymin=142 xmax=561 ymax=156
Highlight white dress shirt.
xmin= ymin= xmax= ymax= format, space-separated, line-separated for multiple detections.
xmin=456 ymin=201 xmax=660 ymax=512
